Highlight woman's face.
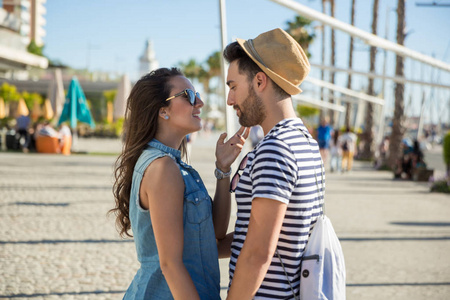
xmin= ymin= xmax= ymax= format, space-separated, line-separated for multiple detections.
xmin=164 ymin=76 xmax=204 ymax=135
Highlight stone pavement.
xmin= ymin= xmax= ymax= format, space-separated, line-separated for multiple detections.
xmin=0 ymin=134 xmax=449 ymax=300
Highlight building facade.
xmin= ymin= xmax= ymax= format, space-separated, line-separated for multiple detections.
xmin=2 ymin=0 xmax=46 ymax=46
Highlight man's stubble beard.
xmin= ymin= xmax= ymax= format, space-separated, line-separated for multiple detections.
xmin=237 ymin=85 xmax=266 ymax=127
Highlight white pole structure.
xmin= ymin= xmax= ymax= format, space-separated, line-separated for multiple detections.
xmin=293 ymin=95 xmax=346 ymax=112
xmin=417 ymin=91 xmax=427 ymax=141
xmin=310 ymin=63 xmax=450 ymax=89
xmin=219 ymin=0 xmax=235 ymax=137
xmin=305 ymin=77 xmax=385 ymax=106
xmin=377 ymin=5 xmax=390 ymax=148
xmin=269 ymin=0 xmax=450 ymax=72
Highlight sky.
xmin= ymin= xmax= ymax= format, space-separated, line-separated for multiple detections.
xmin=43 ymin=0 xmax=450 ymax=123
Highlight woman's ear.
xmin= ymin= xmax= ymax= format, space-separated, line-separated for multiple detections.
xmin=159 ymin=108 xmax=168 ymax=120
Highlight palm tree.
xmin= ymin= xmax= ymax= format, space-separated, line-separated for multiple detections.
xmin=178 ymin=58 xmax=208 ymax=104
xmin=285 ymin=15 xmax=316 ymax=58
xmin=360 ymin=0 xmax=379 ymax=160
xmin=345 ymin=0 xmax=356 ymax=128
xmin=178 ymin=58 xmax=204 ymax=82
xmin=205 ymin=51 xmax=222 ymax=110
xmin=388 ymin=0 xmax=406 ymax=168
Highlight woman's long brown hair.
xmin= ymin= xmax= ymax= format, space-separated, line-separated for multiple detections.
xmin=110 ymin=68 xmax=186 ymax=238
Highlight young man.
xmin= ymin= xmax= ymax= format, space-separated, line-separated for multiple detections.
xmin=221 ymin=28 xmax=324 ymax=299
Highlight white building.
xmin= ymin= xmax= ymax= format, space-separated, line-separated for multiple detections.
xmin=2 ymin=0 xmax=46 ymax=46
xmin=139 ymin=39 xmax=159 ymax=78
xmin=0 ymin=0 xmax=48 ymax=78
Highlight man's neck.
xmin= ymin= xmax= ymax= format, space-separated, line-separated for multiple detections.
xmin=260 ymin=97 xmax=297 ymax=135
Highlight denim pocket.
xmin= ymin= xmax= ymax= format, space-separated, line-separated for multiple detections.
xmin=185 ymin=190 xmax=211 ymax=224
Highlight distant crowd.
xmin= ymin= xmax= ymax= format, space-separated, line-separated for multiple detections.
xmin=5 ymin=114 xmax=72 ymax=155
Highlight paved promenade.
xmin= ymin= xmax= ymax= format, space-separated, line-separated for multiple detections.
xmin=0 ymin=134 xmax=449 ymax=300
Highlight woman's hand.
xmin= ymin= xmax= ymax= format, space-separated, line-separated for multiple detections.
xmin=215 ymin=126 xmax=249 ymax=172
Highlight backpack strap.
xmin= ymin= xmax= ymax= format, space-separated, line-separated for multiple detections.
xmin=275 ymin=128 xmax=325 ymax=299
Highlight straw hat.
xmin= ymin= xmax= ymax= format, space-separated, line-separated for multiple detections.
xmin=236 ymin=28 xmax=310 ymax=95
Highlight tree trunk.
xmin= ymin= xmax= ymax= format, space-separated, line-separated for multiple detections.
xmin=345 ymin=0 xmax=356 ymax=129
xmin=328 ymin=0 xmax=336 ymax=126
xmin=388 ymin=0 xmax=406 ymax=168
xmin=360 ymin=0 xmax=379 ymax=160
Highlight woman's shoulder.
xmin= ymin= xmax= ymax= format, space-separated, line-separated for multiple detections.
xmin=141 ymin=156 xmax=183 ymax=190
xmin=135 ymin=147 xmax=177 ymax=174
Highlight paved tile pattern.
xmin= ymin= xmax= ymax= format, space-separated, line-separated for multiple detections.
xmin=1 ymin=136 xmax=449 ymax=299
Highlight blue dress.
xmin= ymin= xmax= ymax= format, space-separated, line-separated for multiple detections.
xmin=123 ymin=139 xmax=221 ymax=300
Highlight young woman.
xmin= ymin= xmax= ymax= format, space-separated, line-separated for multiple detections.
xmin=111 ymin=68 xmax=248 ymax=299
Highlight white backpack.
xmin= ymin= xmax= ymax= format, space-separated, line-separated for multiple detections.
xmin=276 ymin=129 xmax=346 ymax=300
xmin=299 ymin=214 xmax=346 ymax=300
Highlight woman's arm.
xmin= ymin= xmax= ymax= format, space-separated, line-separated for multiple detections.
xmin=217 ymin=231 xmax=234 ymax=258
xmin=141 ymin=156 xmax=200 ymax=300
xmin=213 ymin=127 xmax=249 ymax=239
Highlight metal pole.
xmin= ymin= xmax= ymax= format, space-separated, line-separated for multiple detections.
xmin=376 ymin=5 xmax=390 ymax=147
xmin=219 ymin=0 xmax=235 ymax=137
xmin=310 ymin=63 xmax=450 ymax=89
xmin=417 ymin=91 xmax=426 ymax=140
xmin=268 ymin=0 xmax=450 ymax=72
xmin=305 ymin=77 xmax=385 ymax=105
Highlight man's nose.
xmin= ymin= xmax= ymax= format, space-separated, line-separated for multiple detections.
xmin=226 ymin=92 xmax=233 ymax=106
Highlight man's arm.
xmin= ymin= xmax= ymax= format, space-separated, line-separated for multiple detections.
xmin=226 ymin=197 xmax=287 ymax=300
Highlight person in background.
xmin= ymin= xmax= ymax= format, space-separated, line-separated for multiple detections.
xmin=317 ymin=116 xmax=333 ymax=167
xmin=330 ymin=129 xmax=342 ymax=173
xmin=37 ymin=121 xmax=59 ymax=138
xmin=58 ymin=123 xmax=72 ymax=155
xmin=375 ymin=136 xmax=390 ymax=169
xmin=340 ymin=126 xmax=358 ymax=172
xmin=249 ymin=125 xmax=264 ymax=148
xmin=15 ymin=114 xmax=30 ymax=152
xmin=110 ymin=68 xmax=248 ymax=299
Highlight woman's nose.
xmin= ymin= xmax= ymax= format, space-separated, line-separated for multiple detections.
xmin=195 ymin=97 xmax=204 ymax=108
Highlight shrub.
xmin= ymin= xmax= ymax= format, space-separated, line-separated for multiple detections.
xmin=443 ymin=131 xmax=450 ymax=174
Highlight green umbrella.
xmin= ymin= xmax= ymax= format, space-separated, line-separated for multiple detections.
xmin=58 ymin=77 xmax=95 ymax=129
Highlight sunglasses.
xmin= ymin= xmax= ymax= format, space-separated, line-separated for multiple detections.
xmin=165 ymin=89 xmax=200 ymax=106
xmin=230 ymin=154 xmax=249 ymax=193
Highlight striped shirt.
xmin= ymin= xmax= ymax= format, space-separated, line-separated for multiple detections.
xmin=229 ymin=118 xmax=324 ymax=299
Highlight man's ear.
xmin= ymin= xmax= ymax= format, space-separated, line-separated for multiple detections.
xmin=254 ymin=72 xmax=268 ymax=91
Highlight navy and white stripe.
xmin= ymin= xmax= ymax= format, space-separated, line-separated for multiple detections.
xmin=229 ymin=118 xmax=325 ymax=299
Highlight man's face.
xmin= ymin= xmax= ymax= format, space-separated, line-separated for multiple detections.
xmin=226 ymin=61 xmax=266 ymax=127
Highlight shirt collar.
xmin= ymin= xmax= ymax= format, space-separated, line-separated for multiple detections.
xmin=148 ymin=139 xmax=181 ymax=160
xmin=267 ymin=118 xmax=305 ymax=135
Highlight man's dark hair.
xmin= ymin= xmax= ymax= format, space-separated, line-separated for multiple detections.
xmin=223 ymin=42 xmax=289 ymax=99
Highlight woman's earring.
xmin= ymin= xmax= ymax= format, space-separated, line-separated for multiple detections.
xmin=164 ymin=115 xmax=169 ymax=120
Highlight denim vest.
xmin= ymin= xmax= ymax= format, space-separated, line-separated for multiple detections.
xmin=123 ymin=139 xmax=220 ymax=300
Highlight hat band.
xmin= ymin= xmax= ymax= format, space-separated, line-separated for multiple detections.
xmin=246 ymin=39 xmax=267 ymax=68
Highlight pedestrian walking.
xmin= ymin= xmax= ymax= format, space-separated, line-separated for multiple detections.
xmin=15 ymin=114 xmax=30 ymax=151
xmin=330 ymin=129 xmax=342 ymax=173
xmin=317 ymin=116 xmax=333 ymax=167
xmin=110 ymin=68 xmax=248 ymax=299
xmin=221 ymin=28 xmax=324 ymax=299
xmin=340 ymin=127 xmax=357 ymax=172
